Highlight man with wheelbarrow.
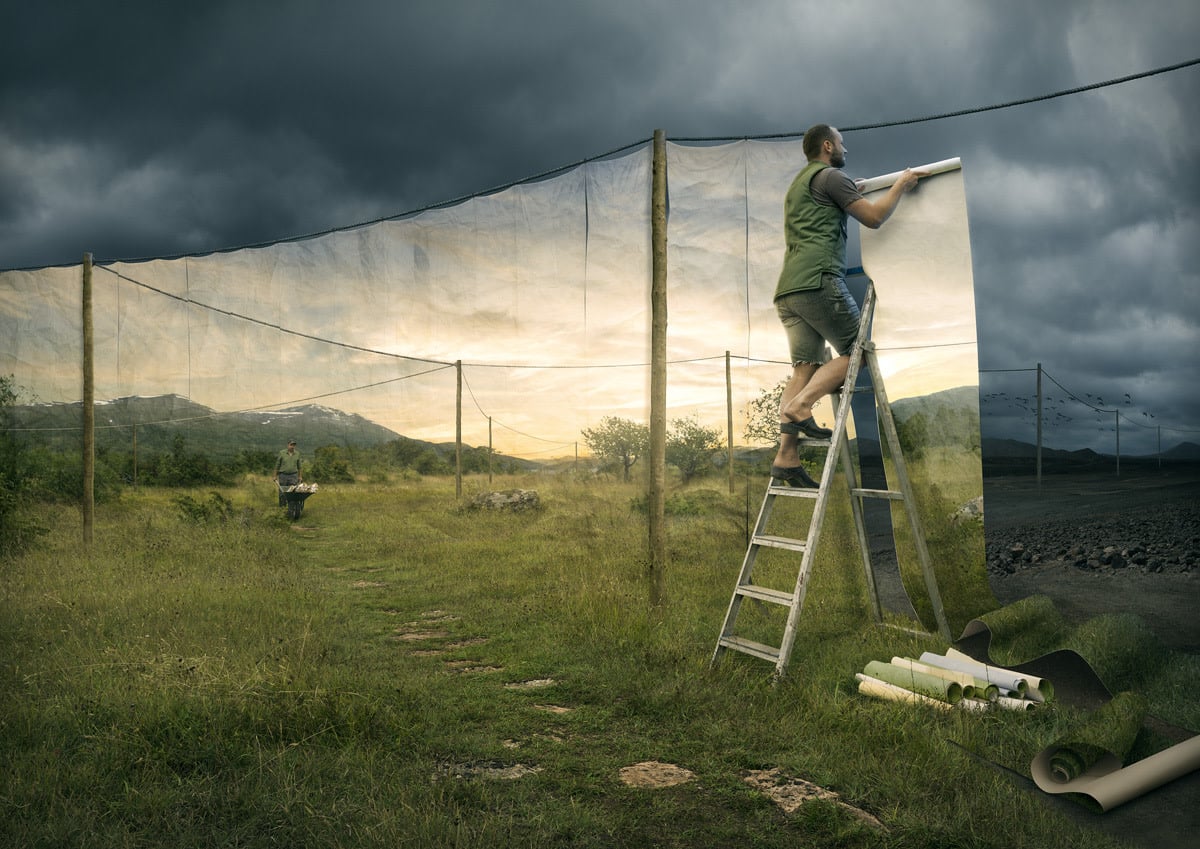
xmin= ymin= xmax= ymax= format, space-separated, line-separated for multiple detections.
xmin=273 ymin=438 xmax=302 ymax=508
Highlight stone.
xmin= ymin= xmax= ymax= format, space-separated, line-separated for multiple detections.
xmin=468 ymin=489 xmax=541 ymax=512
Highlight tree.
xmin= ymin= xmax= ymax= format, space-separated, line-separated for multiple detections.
xmin=0 ymin=375 xmax=48 ymax=555
xmin=897 ymin=411 xmax=929 ymax=459
xmin=581 ymin=416 xmax=648 ymax=482
xmin=744 ymin=377 xmax=789 ymax=446
xmin=666 ymin=416 xmax=721 ymax=484
xmin=308 ymin=445 xmax=354 ymax=483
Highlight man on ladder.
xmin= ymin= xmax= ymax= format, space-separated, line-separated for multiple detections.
xmin=771 ymin=123 xmax=924 ymax=487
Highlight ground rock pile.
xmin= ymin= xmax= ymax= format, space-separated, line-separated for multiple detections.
xmin=986 ymin=501 xmax=1199 ymax=578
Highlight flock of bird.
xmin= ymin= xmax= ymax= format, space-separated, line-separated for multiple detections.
xmin=980 ymin=389 xmax=1157 ymax=435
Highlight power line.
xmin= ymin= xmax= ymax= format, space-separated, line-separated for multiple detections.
xmin=676 ymin=57 xmax=1200 ymax=141
xmin=96 ymin=264 xmax=455 ymax=368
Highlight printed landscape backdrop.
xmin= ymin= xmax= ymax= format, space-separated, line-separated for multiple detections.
xmin=0 ymin=141 xmax=979 ymax=462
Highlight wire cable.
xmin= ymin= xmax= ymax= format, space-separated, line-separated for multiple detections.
xmin=675 ymin=57 xmax=1200 ymax=141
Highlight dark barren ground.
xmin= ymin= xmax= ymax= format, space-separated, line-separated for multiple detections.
xmin=982 ymin=463 xmax=1200 ymax=652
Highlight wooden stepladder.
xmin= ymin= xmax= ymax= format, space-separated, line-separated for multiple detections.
xmin=712 ymin=283 xmax=951 ymax=679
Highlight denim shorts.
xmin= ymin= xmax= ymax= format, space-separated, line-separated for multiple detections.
xmin=775 ymin=273 xmax=861 ymax=365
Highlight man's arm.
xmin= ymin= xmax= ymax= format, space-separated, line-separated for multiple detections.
xmin=846 ymin=168 xmax=922 ymax=229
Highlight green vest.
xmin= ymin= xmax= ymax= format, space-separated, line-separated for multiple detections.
xmin=275 ymin=448 xmax=301 ymax=474
xmin=774 ymin=161 xmax=848 ymax=300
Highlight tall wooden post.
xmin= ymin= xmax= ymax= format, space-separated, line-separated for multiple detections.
xmin=455 ymin=360 xmax=463 ymax=498
xmin=648 ymin=130 xmax=668 ymax=607
xmin=726 ymin=350 xmax=734 ymax=494
xmin=82 ymin=253 xmax=95 ymax=545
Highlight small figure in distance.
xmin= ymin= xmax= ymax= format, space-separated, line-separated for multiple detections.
xmin=273 ymin=437 xmax=302 ymax=507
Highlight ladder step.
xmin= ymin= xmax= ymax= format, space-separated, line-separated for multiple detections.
xmin=752 ymin=534 xmax=808 ymax=553
xmin=767 ymin=483 xmax=821 ymax=498
xmin=851 ymin=487 xmax=904 ymax=501
xmin=735 ymin=584 xmax=794 ymax=605
xmin=718 ymin=635 xmax=781 ymax=663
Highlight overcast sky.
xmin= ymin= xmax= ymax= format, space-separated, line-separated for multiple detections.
xmin=2 ymin=0 xmax=1198 ymax=455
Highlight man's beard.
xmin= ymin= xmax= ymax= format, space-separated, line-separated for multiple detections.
xmin=831 ymin=151 xmax=845 ymax=168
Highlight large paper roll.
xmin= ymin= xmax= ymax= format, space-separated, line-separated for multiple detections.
xmin=855 ymin=673 xmax=952 ymax=712
xmin=862 ymin=660 xmax=963 ymax=704
xmin=891 ymin=656 xmax=998 ymax=701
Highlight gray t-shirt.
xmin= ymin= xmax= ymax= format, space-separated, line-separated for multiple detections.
xmin=810 ymin=167 xmax=864 ymax=212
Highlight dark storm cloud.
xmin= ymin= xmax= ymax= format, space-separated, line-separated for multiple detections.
xmin=2 ymin=0 xmax=1197 ymax=453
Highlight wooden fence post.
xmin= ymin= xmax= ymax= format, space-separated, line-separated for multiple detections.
xmin=648 ymin=130 xmax=668 ymax=607
xmin=82 ymin=253 xmax=94 ymax=545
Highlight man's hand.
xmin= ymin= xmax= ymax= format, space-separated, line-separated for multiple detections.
xmin=895 ymin=168 xmax=927 ymax=193
xmin=848 ymin=168 xmax=927 ymax=228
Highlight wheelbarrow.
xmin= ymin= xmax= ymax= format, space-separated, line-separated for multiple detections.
xmin=277 ymin=481 xmax=318 ymax=520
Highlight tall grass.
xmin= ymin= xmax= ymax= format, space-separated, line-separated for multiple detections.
xmin=0 ymin=471 xmax=1181 ymax=848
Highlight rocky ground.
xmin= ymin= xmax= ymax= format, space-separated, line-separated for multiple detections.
xmin=980 ymin=465 xmax=1200 ymax=651
xmin=986 ymin=501 xmax=1199 ymax=577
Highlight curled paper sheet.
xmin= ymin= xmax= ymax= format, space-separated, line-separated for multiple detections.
xmin=1032 ymin=692 xmax=1200 ymax=811
xmin=954 ymin=597 xmax=1107 ymax=709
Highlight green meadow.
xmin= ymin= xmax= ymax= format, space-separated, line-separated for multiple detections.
xmin=2 ymin=465 xmax=1195 ymax=848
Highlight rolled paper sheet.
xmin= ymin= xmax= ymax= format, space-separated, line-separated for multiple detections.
xmin=995 ymin=696 xmax=1036 ymax=712
xmin=946 ymin=647 xmax=1054 ymax=702
xmin=957 ymin=698 xmax=992 ymax=713
xmin=891 ymin=657 xmax=997 ymax=700
xmin=857 ymin=157 xmax=962 ymax=194
xmin=863 ymin=661 xmax=963 ymax=704
xmin=919 ymin=651 xmax=1030 ymax=700
xmin=891 ymin=657 xmax=975 ymax=693
xmin=855 ymin=674 xmax=952 ymax=712
xmin=973 ymin=678 xmax=1000 ymax=701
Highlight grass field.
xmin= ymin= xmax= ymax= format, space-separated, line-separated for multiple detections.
xmin=2 ymin=468 xmax=1195 ymax=848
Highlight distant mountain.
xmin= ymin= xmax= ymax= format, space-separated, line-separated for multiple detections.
xmin=1162 ymin=441 xmax=1200 ymax=461
xmin=981 ymin=437 xmax=1200 ymax=462
xmin=982 ymin=438 xmax=1101 ymax=461
xmin=855 ymin=385 xmax=980 ymax=455
xmin=7 ymin=394 xmax=409 ymax=461
xmin=890 ymin=385 xmax=979 ymax=424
